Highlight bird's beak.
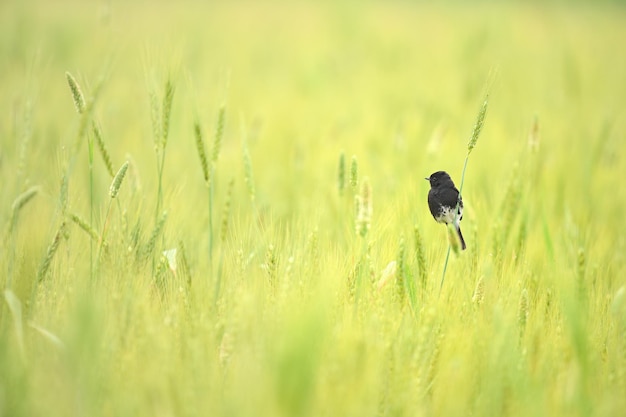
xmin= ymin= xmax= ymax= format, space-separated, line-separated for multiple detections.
xmin=424 ymin=177 xmax=430 ymax=181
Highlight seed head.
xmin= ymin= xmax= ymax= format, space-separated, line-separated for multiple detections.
xmin=467 ymin=95 xmax=488 ymax=154
xmin=194 ymin=121 xmax=210 ymax=184
xmin=161 ymin=78 xmax=175 ymax=148
xmin=65 ymin=72 xmax=85 ymax=114
xmin=338 ymin=151 xmax=346 ymax=195
xmin=109 ymin=161 xmax=129 ymax=198
xmin=518 ymin=288 xmax=529 ymax=333
xmin=212 ymin=104 xmax=226 ymax=164
xmin=356 ymin=177 xmax=372 ymax=237
xmin=350 ymin=155 xmax=358 ymax=190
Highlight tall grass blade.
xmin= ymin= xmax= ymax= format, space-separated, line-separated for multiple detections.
xmin=28 ymin=322 xmax=65 ymax=350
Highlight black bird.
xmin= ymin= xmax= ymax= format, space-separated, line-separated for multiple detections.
xmin=426 ymin=171 xmax=466 ymax=250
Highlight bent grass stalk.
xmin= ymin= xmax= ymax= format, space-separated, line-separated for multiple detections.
xmin=98 ymin=161 xmax=129 ymax=264
xmin=5 ymin=186 xmax=40 ymax=288
xmin=440 ymin=95 xmax=488 ymax=294
xmin=8 ymin=186 xmax=39 ymax=235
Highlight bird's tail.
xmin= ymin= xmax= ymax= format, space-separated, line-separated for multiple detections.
xmin=457 ymin=225 xmax=467 ymax=251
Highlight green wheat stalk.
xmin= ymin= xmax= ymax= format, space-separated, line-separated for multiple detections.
xmin=413 ymin=224 xmax=428 ymax=291
xmin=212 ymin=104 xmax=226 ymax=164
xmin=518 ymin=288 xmax=529 ymax=342
xmin=194 ymin=121 xmax=210 ymax=184
xmin=214 ymin=178 xmax=234 ymax=306
xmin=8 ymin=186 xmax=39 ymax=235
xmin=338 ymin=151 xmax=346 ymax=195
xmin=92 ymin=122 xmax=115 ymax=177
xmin=350 ymin=155 xmax=358 ymax=192
xmin=353 ymin=177 xmax=372 ymax=312
xmin=242 ymin=124 xmax=256 ymax=204
xmin=193 ymin=119 xmax=212 ymax=267
xmin=193 ymin=103 xmax=227 ymax=275
xmin=178 ymin=239 xmax=191 ymax=288
xmin=66 ymin=70 xmax=105 ymax=161
xmin=355 ymin=177 xmax=372 ymax=238
xmin=66 ymin=72 xmax=86 ymax=114
xmin=149 ymin=88 xmax=162 ymax=151
xmin=263 ymin=244 xmax=279 ymax=290
xmin=65 ymin=71 xmax=96 ymax=279
xmin=154 ymin=77 xmax=175 ymax=225
xmin=30 ymin=221 xmax=67 ymax=313
xmin=395 ymin=234 xmax=406 ymax=304
xmin=99 ymin=161 xmax=129 ymax=263
xmin=59 ymin=169 xmax=69 ymax=215
xmin=37 ymin=221 xmax=67 ymax=282
xmin=208 ymin=104 xmax=226 ymax=269
xmin=5 ymin=186 xmax=40 ymax=288
xmin=162 ymin=78 xmax=175 ymax=150
xmin=142 ymin=211 xmax=168 ymax=263
xmin=68 ymin=212 xmax=102 ymax=245
xmin=440 ymin=95 xmax=488 ymax=294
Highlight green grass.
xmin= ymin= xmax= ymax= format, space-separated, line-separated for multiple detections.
xmin=2 ymin=1 xmax=626 ymax=416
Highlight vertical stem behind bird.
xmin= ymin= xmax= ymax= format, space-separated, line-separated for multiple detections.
xmin=439 ymin=96 xmax=488 ymax=294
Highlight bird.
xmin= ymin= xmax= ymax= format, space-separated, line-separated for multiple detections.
xmin=426 ymin=171 xmax=466 ymax=250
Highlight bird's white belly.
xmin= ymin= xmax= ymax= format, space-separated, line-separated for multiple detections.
xmin=436 ymin=205 xmax=462 ymax=225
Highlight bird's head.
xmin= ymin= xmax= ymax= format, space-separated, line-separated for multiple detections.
xmin=425 ymin=171 xmax=452 ymax=188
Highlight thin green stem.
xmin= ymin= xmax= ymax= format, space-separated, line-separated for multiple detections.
xmin=439 ymin=246 xmax=452 ymax=294
xmin=214 ymin=247 xmax=224 ymax=307
xmin=439 ymin=153 xmax=469 ymax=295
xmin=88 ymin=134 xmax=94 ymax=281
xmin=439 ymin=95 xmax=488 ymax=295
xmin=208 ymin=166 xmax=214 ymax=274
xmin=156 ymin=150 xmax=165 ymax=223
xmin=153 ymin=149 xmax=166 ymax=274
xmin=98 ymin=199 xmax=113 ymax=267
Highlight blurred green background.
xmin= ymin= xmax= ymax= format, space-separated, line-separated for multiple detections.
xmin=1 ymin=1 xmax=626 ymax=416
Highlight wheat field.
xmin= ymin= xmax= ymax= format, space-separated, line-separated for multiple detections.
xmin=1 ymin=1 xmax=626 ymax=416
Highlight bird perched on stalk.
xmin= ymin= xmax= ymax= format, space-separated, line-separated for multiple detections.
xmin=426 ymin=171 xmax=466 ymax=250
